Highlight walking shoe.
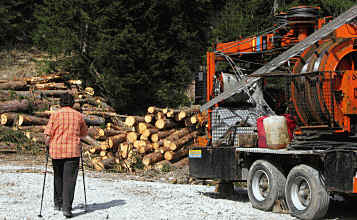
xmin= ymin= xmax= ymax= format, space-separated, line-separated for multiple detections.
xmin=63 ymin=210 xmax=73 ymax=218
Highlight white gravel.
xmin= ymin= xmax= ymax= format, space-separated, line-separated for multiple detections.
xmin=0 ymin=163 xmax=295 ymax=220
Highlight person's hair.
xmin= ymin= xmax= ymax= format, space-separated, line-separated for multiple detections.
xmin=60 ymin=93 xmax=74 ymax=107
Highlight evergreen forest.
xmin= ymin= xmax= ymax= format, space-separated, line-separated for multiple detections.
xmin=0 ymin=0 xmax=355 ymax=114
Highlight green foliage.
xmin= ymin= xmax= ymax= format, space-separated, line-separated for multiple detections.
xmin=33 ymin=0 xmax=213 ymax=114
xmin=0 ymin=0 xmax=38 ymax=48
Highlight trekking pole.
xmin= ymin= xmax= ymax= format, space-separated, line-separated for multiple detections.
xmin=80 ymin=148 xmax=87 ymax=212
xmin=38 ymin=147 xmax=49 ymax=218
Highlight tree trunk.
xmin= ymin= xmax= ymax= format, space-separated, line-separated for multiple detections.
xmin=33 ymin=82 xmax=67 ymax=90
xmin=0 ymin=99 xmax=30 ymax=113
xmin=107 ymin=133 xmax=127 ymax=150
xmin=97 ymin=157 xmax=115 ymax=170
xmin=17 ymin=114 xmax=49 ymax=126
xmin=83 ymin=115 xmax=105 ymax=126
xmin=169 ymin=131 xmax=198 ymax=151
xmin=125 ymin=116 xmax=145 ymax=127
xmin=82 ymin=111 xmax=120 ymax=119
xmin=137 ymin=122 xmax=154 ymax=134
xmin=142 ymin=152 xmax=164 ymax=166
xmin=155 ymin=119 xmax=177 ymax=129
xmin=126 ymin=131 xmax=138 ymax=143
xmin=81 ymin=135 xmax=100 ymax=146
xmin=164 ymin=147 xmax=189 ymax=161
xmin=154 ymin=160 xmax=172 ymax=170
xmin=1 ymin=113 xmax=19 ymax=125
xmin=144 ymin=114 xmax=154 ymax=123
xmin=142 ymin=128 xmax=159 ymax=137
xmin=0 ymin=80 xmax=27 ymax=90
xmin=172 ymin=157 xmax=189 ymax=168
xmin=151 ymin=129 xmax=176 ymax=142
xmin=17 ymin=125 xmax=46 ymax=133
xmin=147 ymin=106 xmax=163 ymax=114
xmin=87 ymin=127 xmax=105 ymax=140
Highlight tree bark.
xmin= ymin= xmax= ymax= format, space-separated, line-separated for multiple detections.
xmin=172 ymin=157 xmax=189 ymax=168
xmin=83 ymin=114 xmax=105 ymax=126
xmin=155 ymin=119 xmax=177 ymax=130
xmin=142 ymin=128 xmax=159 ymax=137
xmin=164 ymin=147 xmax=189 ymax=161
xmin=169 ymin=131 xmax=198 ymax=151
xmin=0 ymin=80 xmax=27 ymax=90
xmin=17 ymin=114 xmax=49 ymax=126
xmin=142 ymin=152 xmax=164 ymax=166
xmin=125 ymin=116 xmax=145 ymax=127
xmin=33 ymin=82 xmax=67 ymax=90
xmin=147 ymin=106 xmax=163 ymax=114
xmin=107 ymin=133 xmax=127 ymax=150
xmin=0 ymin=99 xmax=30 ymax=113
xmin=151 ymin=129 xmax=176 ymax=142
xmin=1 ymin=113 xmax=19 ymax=125
xmin=126 ymin=131 xmax=138 ymax=143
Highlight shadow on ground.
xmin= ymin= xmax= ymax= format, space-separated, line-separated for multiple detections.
xmin=72 ymin=199 xmax=126 ymax=217
xmin=325 ymin=197 xmax=357 ymax=220
xmin=201 ymin=187 xmax=250 ymax=202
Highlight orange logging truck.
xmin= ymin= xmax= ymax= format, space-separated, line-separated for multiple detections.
xmin=189 ymin=5 xmax=357 ymax=220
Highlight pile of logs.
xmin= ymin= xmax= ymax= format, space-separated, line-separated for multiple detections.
xmin=0 ymin=72 xmax=207 ymax=173
xmin=85 ymin=105 xmax=206 ymax=172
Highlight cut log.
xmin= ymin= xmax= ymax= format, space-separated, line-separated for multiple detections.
xmin=107 ymin=123 xmax=135 ymax=132
xmin=144 ymin=114 xmax=154 ymax=123
xmin=142 ymin=128 xmax=159 ymax=137
xmin=17 ymin=114 xmax=49 ymax=126
xmin=125 ymin=116 xmax=145 ymax=127
xmin=175 ymin=107 xmax=200 ymax=121
xmin=107 ymin=133 xmax=127 ymax=150
xmin=184 ymin=115 xmax=198 ymax=127
xmin=120 ymin=142 xmax=132 ymax=159
xmin=137 ymin=122 xmax=153 ymax=134
xmin=142 ymin=152 xmax=164 ymax=166
xmin=152 ymin=142 xmax=163 ymax=150
xmin=165 ymin=127 xmax=191 ymax=142
xmin=151 ymin=129 xmax=176 ymax=142
xmin=126 ymin=131 xmax=138 ymax=143
xmin=97 ymin=157 xmax=115 ymax=170
xmin=140 ymin=134 xmax=148 ymax=141
xmin=83 ymin=115 xmax=105 ymax=126
xmin=138 ymin=143 xmax=153 ymax=154
xmin=147 ymin=106 xmax=163 ymax=114
xmin=24 ymin=73 xmax=66 ymax=84
xmin=164 ymin=147 xmax=189 ymax=161
xmin=81 ymin=135 xmax=100 ymax=146
xmin=0 ymin=99 xmax=30 ymax=113
xmin=17 ymin=125 xmax=46 ymax=133
xmin=133 ymin=140 xmax=147 ymax=149
xmin=0 ymin=80 xmax=27 ymax=90
xmin=169 ymin=131 xmax=198 ymax=151
xmin=33 ymin=82 xmax=67 ymax=90
xmin=87 ymin=127 xmax=105 ymax=139
xmin=1 ymin=113 xmax=19 ymax=125
xmin=172 ymin=157 xmax=189 ymax=168
xmin=156 ymin=111 xmax=166 ymax=120
xmin=155 ymin=119 xmax=177 ymax=130
xmin=90 ymin=158 xmax=104 ymax=171
xmin=103 ymin=128 xmax=125 ymax=137
xmin=82 ymin=111 xmax=119 ymax=119
xmin=31 ymin=111 xmax=52 ymax=118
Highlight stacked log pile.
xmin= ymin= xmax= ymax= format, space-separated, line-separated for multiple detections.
xmin=0 ymin=72 xmax=207 ymax=173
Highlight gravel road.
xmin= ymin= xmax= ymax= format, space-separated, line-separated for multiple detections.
xmin=0 ymin=162 xmax=294 ymax=220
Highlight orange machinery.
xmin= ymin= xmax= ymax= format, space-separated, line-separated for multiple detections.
xmin=204 ymin=6 xmax=357 ymax=138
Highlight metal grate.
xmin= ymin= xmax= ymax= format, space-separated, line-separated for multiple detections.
xmin=211 ymin=107 xmax=261 ymax=145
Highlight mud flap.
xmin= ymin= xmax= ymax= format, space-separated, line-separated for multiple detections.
xmin=189 ymin=147 xmax=240 ymax=181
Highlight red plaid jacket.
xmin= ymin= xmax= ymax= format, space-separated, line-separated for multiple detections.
xmin=44 ymin=107 xmax=88 ymax=159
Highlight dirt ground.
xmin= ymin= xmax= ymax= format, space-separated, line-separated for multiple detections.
xmin=0 ymin=152 xmax=194 ymax=185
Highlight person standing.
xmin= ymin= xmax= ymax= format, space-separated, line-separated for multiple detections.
xmin=44 ymin=93 xmax=88 ymax=218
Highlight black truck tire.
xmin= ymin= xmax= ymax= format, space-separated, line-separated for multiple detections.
xmin=285 ymin=164 xmax=329 ymax=220
xmin=247 ymin=160 xmax=286 ymax=211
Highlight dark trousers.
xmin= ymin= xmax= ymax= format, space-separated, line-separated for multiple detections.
xmin=52 ymin=157 xmax=80 ymax=211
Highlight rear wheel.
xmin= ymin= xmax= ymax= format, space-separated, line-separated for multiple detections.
xmin=285 ymin=165 xmax=329 ymax=220
xmin=247 ymin=160 xmax=286 ymax=211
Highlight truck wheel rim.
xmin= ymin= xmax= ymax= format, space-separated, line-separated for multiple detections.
xmin=252 ymin=170 xmax=270 ymax=201
xmin=291 ymin=176 xmax=311 ymax=211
